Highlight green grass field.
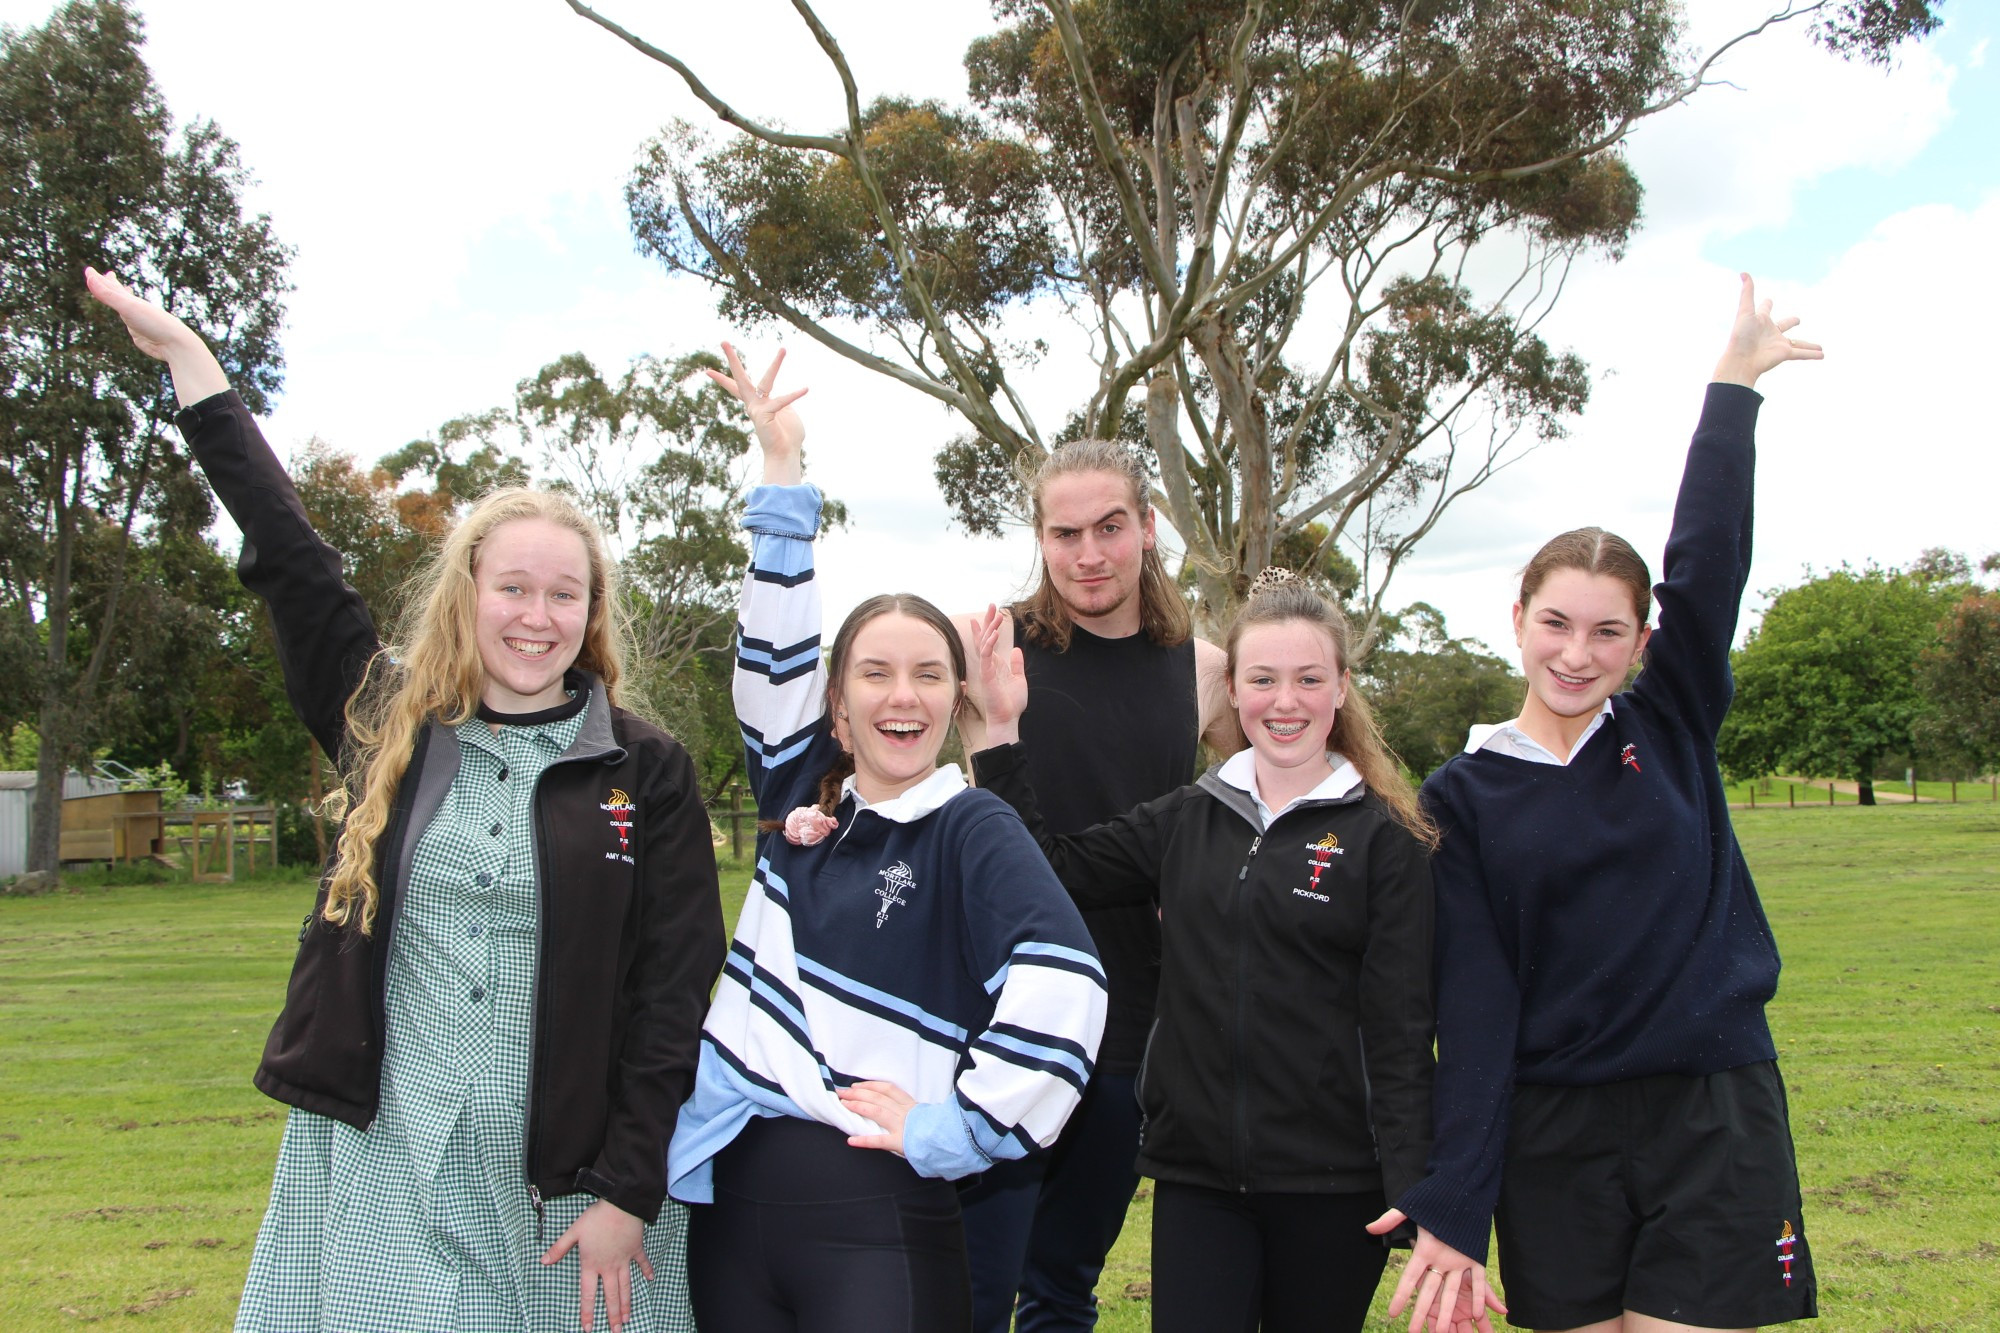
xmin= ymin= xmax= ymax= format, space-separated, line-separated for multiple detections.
xmin=3 ymin=803 xmax=1995 ymax=1330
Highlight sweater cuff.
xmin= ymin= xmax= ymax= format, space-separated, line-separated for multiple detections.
xmin=970 ymin=741 xmax=1028 ymax=787
xmin=1701 ymin=379 xmax=1763 ymax=420
xmin=901 ymin=1099 xmax=993 ymax=1180
xmin=742 ymin=483 xmax=822 ymax=540
xmin=172 ymin=388 xmax=247 ymax=438
xmin=1393 ymin=1175 xmax=1494 ymax=1264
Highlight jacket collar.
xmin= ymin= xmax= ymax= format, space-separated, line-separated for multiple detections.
xmin=558 ymin=671 xmax=624 ymax=764
xmin=435 ymin=669 xmax=624 ymax=767
xmin=1200 ymin=749 xmax=1365 ymax=832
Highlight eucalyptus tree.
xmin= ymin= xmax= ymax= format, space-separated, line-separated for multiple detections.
xmin=569 ymin=0 xmax=1937 ymax=636
xmin=1 ymin=0 xmax=291 ymax=872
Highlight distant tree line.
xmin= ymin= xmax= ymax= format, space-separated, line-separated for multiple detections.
xmin=1718 ymin=549 xmax=2000 ymax=805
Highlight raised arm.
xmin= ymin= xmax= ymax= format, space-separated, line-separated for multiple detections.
xmin=1637 ymin=275 xmax=1822 ymax=736
xmin=712 ymin=345 xmax=838 ymax=818
xmin=87 ymin=268 xmax=378 ymax=756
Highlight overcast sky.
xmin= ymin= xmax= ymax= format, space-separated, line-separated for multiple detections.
xmin=8 ymin=0 xmax=1995 ymax=658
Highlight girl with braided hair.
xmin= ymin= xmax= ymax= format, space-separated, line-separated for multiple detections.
xmin=666 ymin=346 xmax=1107 ymax=1333
xmin=969 ymin=569 xmax=1456 ymax=1333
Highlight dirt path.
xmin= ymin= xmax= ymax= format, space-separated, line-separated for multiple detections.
xmin=1767 ymin=776 xmax=1930 ymax=803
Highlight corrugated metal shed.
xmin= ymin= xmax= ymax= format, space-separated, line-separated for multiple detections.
xmin=0 ymin=771 xmax=123 ymax=877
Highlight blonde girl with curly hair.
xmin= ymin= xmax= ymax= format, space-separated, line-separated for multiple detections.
xmin=89 ymin=267 xmax=725 ymax=1333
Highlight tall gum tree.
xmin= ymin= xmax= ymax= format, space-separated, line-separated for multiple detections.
xmin=0 ymin=0 xmax=291 ymax=873
xmin=568 ymin=0 xmax=1937 ymax=638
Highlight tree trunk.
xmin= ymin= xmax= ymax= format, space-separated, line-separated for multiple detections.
xmin=26 ymin=701 xmax=69 ymax=874
xmin=1186 ymin=320 xmax=1273 ymax=590
xmin=27 ymin=502 xmax=78 ymax=875
xmin=1857 ymin=778 xmax=1876 ymax=806
xmin=1145 ymin=371 xmax=1232 ymax=639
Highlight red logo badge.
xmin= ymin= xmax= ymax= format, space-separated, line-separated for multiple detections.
xmin=600 ymin=788 xmax=634 ymax=855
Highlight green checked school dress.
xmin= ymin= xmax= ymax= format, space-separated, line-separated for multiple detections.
xmin=234 ymin=702 xmax=695 ymax=1333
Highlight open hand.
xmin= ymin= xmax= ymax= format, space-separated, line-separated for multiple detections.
xmin=968 ymin=604 xmax=1026 ymax=740
xmin=83 ymin=266 xmax=229 ymax=405
xmin=540 ymin=1198 xmax=654 ymax=1332
xmin=1712 ymin=273 xmax=1822 ymax=389
xmin=705 ymin=342 xmax=808 ymax=458
xmin=85 ymin=266 xmax=192 ymax=359
xmin=837 ymin=1079 xmax=918 ymax=1155
xmin=1367 ymin=1208 xmax=1505 ymax=1333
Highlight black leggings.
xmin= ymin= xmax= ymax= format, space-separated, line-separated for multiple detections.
xmin=1150 ymin=1181 xmax=1390 ymax=1333
xmin=687 ymin=1115 xmax=972 ymax=1333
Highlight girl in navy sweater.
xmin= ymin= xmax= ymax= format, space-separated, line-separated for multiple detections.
xmin=1387 ymin=276 xmax=1824 ymax=1333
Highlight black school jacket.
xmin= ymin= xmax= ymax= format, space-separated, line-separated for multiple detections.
xmin=974 ymin=742 xmax=1433 ymax=1203
xmin=175 ymin=392 xmax=725 ymax=1224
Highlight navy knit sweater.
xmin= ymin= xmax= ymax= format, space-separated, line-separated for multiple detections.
xmin=1394 ymin=383 xmax=1785 ymax=1261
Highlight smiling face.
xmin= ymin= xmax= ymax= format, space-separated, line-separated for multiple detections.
xmin=831 ymin=611 xmax=963 ymax=804
xmin=473 ymin=517 xmax=591 ymax=712
xmin=1230 ymin=618 xmax=1348 ymax=792
xmin=1513 ymin=567 xmax=1652 ymax=733
xmin=1036 ymin=469 xmax=1157 ymax=635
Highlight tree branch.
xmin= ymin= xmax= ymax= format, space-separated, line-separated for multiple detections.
xmin=564 ymin=0 xmax=847 ymax=154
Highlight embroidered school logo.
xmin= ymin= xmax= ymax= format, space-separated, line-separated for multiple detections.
xmin=1620 ymin=743 xmax=1643 ymax=773
xmin=599 ymin=788 xmax=634 ymax=856
xmin=1302 ymin=833 xmax=1344 ymax=897
xmin=1776 ymin=1220 xmax=1797 ymax=1286
xmin=874 ymin=861 xmax=915 ymax=929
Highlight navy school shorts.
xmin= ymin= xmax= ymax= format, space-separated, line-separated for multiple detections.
xmin=1496 ymin=1060 xmax=1817 ymax=1329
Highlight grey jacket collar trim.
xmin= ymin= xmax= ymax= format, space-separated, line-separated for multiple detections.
xmin=429 ymin=672 xmax=624 ymax=770
xmin=1196 ymin=761 xmax=1367 ymax=833
xmin=560 ymin=673 xmax=625 ymax=764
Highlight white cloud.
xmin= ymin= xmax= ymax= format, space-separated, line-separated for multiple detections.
xmin=1616 ymin=2 xmax=1957 ymax=239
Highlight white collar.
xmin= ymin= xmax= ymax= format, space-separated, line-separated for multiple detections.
xmin=841 ymin=764 xmax=969 ymax=822
xmin=1217 ymin=747 xmax=1363 ymax=825
xmin=1464 ymin=698 xmax=1616 ymax=766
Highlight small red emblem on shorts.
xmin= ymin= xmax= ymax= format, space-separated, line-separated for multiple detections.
xmin=1620 ymin=743 xmax=1642 ymax=773
xmin=1776 ymin=1219 xmax=1796 ymax=1286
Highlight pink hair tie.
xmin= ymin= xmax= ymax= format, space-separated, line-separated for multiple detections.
xmin=783 ymin=807 xmax=839 ymax=846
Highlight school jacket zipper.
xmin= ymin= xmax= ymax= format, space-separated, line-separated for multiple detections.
xmin=1231 ymin=833 xmax=1262 ymax=1191
xmin=523 ymin=732 xmax=627 ymax=1239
